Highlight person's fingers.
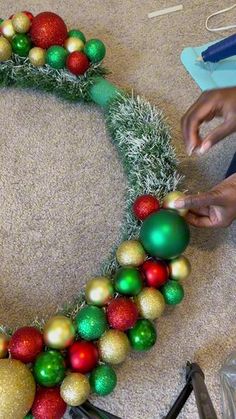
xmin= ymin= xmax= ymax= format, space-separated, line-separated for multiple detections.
xmin=185 ymin=212 xmax=214 ymax=227
xmin=198 ymin=119 xmax=236 ymax=155
xmin=181 ymin=93 xmax=217 ymax=155
xmin=174 ymin=191 xmax=221 ymax=209
xmin=188 ymin=206 xmax=210 ymax=216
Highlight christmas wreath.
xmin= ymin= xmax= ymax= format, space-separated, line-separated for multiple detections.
xmin=0 ymin=11 xmax=192 ymax=419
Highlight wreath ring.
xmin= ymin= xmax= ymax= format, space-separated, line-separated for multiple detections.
xmin=0 ymin=11 xmax=191 ymax=419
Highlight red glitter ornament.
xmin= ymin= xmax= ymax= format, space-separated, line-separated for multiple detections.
xmin=66 ymin=51 xmax=90 ymax=75
xmin=9 ymin=326 xmax=44 ymax=363
xmin=107 ymin=297 xmax=138 ymax=331
xmin=32 ymin=388 xmax=67 ymax=419
xmin=133 ymin=194 xmax=160 ymax=221
xmin=22 ymin=11 xmax=34 ymax=22
xmin=30 ymin=12 xmax=67 ymax=49
xmin=141 ymin=259 xmax=169 ymax=288
xmin=68 ymin=340 xmax=99 ymax=373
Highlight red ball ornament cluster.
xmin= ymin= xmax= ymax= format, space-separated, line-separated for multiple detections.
xmin=0 ymin=10 xmax=106 ymax=76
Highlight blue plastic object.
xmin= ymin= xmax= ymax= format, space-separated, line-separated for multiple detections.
xmin=181 ymin=38 xmax=236 ymax=91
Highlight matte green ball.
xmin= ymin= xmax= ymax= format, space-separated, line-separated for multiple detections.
xmin=89 ymin=364 xmax=117 ymax=396
xmin=76 ymin=305 xmax=107 ymax=340
xmin=114 ymin=267 xmax=143 ymax=296
xmin=128 ymin=319 xmax=157 ymax=351
xmin=84 ymin=39 xmax=106 ymax=63
xmin=33 ymin=350 xmax=66 ymax=387
xmin=68 ymin=29 xmax=86 ymax=44
xmin=140 ymin=209 xmax=190 ymax=259
xmin=12 ymin=34 xmax=31 ymax=57
xmin=161 ymin=280 xmax=184 ymax=305
xmin=46 ymin=46 xmax=68 ymax=69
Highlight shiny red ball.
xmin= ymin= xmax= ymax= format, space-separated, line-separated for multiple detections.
xmin=23 ymin=11 xmax=34 ymax=21
xmin=141 ymin=259 xmax=169 ymax=288
xmin=32 ymin=388 xmax=67 ymax=419
xmin=30 ymin=12 xmax=67 ymax=49
xmin=133 ymin=194 xmax=160 ymax=221
xmin=107 ymin=297 xmax=138 ymax=331
xmin=68 ymin=340 xmax=99 ymax=373
xmin=9 ymin=326 xmax=44 ymax=363
xmin=66 ymin=51 xmax=90 ymax=75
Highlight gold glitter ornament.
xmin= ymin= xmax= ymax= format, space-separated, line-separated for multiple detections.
xmin=116 ymin=240 xmax=147 ymax=267
xmin=43 ymin=315 xmax=75 ymax=349
xmin=169 ymin=255 xmax=191 ymax=281
xmin=162 ymin=191 xmax=188 ymax=216
xmin=12 ymin=12 xmax=31 ymax=34
xmin=0 ymin=359 xmax=36 ymax=418
xmin=0 ymin=36 xmax=12 ymax=61
xmin=85 ymin=277 xmax=114 ymax=306
xmin=64 ymin=37 xmax=84 ymax=53
xmin=135 ymin=287 xmax=165 ymax=320
xmin=0 ymin=19 xmax=15 ymax=40
xmin=29 ymin=47 xmax=46 ymax=66
xmin=98 ymin=329 xmax=130 ymax=364
xmin=60 ymin=372 xmax=90 ymax=406
xmin=0 ymin=333 xmax=9 ymax=358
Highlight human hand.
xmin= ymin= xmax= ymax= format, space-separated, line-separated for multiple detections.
xmin=174 ymin=174 xmax=236 ymax=227
xmin=181 ymin=87 xmax=236 ymax=156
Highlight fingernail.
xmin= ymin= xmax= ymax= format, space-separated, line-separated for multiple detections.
xmin=188 ymin=146 xmax=194 ymax=156
xmin=200 ymin=142 xmax=211 ymax=155
xmin=173 ymin=199 xmax=184 ymax=209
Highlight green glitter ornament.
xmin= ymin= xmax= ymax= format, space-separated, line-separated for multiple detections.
xmin=68 ymin=29 xmax=86 ymax=44
xmin=114 ymin=267 xmax=143 ymax=296
xmin=140 ymin=209 xmax=190 ymax=260
xmin=12 ymin=34 xmax=31 ymax=57
xmin=89 ymin=364 xmax=117 ymax=396
xmin=46 ymin=46 xmax=68 ymax=69
xmin=161 ymin=280 xmax=184 ymax=305
xmin=128 ymin=319 xmax=157 ymax=351
xmin=76 ymin=305 xmax=107 ymax=340
xmin=33 ymin=350 xmax=66 ymax=387
xmin=84 ymin=39 xmax=106 ymax=63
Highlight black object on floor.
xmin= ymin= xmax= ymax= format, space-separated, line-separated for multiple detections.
xmin=225 ymin=152 xmax=236 ymax=178
xmin=164 ymin=362 xmax=218 ymax=419
xmin=70 ymin=400 xmax=122 ymax=419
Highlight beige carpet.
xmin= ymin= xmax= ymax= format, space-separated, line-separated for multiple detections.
xmin=1 ymin=1 xmax=236 ymax=418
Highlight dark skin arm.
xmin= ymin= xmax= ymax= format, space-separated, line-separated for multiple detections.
xmin=174 ymin=87 xmax=236 ymax=227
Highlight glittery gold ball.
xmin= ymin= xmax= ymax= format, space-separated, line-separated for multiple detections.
xmin=29 ymin=47 xmax=46 ymax=66
xmin=116 ymin=240 xmax=147 ymax=267
xmin=169 ymin=255 xmax=191 ymax=281
xmin=0 ymin=333 xmax=9 ymax=358
xmin=43 ymin=315 xmax=75 ymax=349
xmin=0 ymin=36 xmax=12 ymax=61
xmin=65 ymin=37 xmax=84 ymax=53
xmin=12 ymin=12 xmax=31 ymax=34
xmin=60 ymin=373 xmax=90 ymax=406
xmin=98 ymin=329 xmax=130 ymax=364
xmin=135 ymin=287 xmax=165 ymax=320
xmin=0 ymin=19 xmax=15 ymax=40
xmin=85 ymin=277 xmax=114 ymax=306
xmin=163 ymin=191 xmax=188 ymax=216
xmin=0 ymin=359 xmax=36 ymax=418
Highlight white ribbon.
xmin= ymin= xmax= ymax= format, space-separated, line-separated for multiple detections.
xmin=206 ymin=3 xmax=236 ymax=32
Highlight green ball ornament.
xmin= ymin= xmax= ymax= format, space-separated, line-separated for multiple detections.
xmin=12 ymin=34 xmax=31 ymax=57
xmin=140 ymin=209 xmax=190 ymax=259
xmin=76 ymin=305 xmax=107 ymax=340
xmin=46 ymin=46 xmax=68 ymax=69
xmin=161 ymin=280 xmax=184 ymax=305
xmin=33 ymin=350 xmax=66 ymax=387
xmin=128 ymin=319 xmax=157 ymax=351
xmin=89 ymin=364 xmax=117 ymax=396
xmin=0 ymin=18 xmax=4 ymax=25
xmin=114 ymin=267 xmax=143 ymax=296
xmin=24 ymin=415 xmax=33 ymax=419
xmin=84 ymin=39 xmax=106 ymax=63
xmin=68 ymin=29 xmax=86 ymax=44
